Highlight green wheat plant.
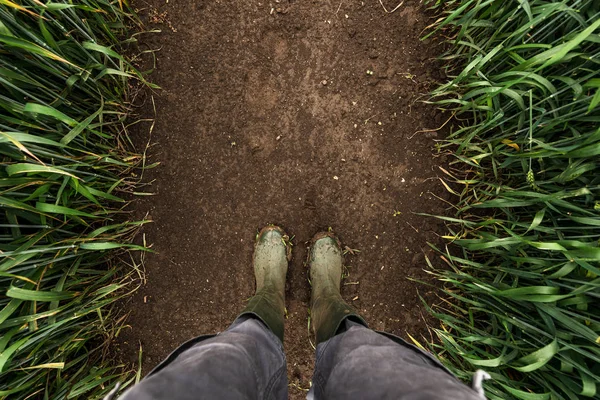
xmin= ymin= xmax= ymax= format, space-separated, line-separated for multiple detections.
xmin=0 ymin=0 xmax=154 ymax=398
xmin=423 ymin=0 xmax=600 ymax=399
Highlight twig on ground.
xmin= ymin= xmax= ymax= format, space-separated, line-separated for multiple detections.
xmin=364 ymin=113 xmax=380 ymax=124
xmin=406 ymin=221 xmax=419 ymax=233
xmin=408 ymin=111 xmax=456 ymax=139
xmin=378 ymin=0 xmax=404 ymax=14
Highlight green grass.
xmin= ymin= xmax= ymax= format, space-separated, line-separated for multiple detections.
xmin=423 ymin=1 xmax=600 ymax=399
xmin=0 ymin=0 xmax=154 ymax=398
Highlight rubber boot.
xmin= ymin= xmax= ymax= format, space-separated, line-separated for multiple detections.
xmin=239 ymin=226 xmax=290 ymax=342
xmin=309 ymin=232 xmax=367 ymax=344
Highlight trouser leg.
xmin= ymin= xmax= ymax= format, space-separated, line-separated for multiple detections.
xmin=120 ymin=316 xmax=287 ymax=400
xmin=308 ymin=319 xmax=484 ymax=400
xmin=241 ymin=283 xmax=285 ymax=342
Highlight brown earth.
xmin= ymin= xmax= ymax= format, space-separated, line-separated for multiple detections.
xmin=120 ymin=0 xmax=451 ymax=398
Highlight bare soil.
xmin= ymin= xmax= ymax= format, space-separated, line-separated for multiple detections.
xmin=120 ymin=0 xmax=451 ymax=398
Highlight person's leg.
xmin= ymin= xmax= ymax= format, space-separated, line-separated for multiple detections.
xmin=308 ymin=232 xmax=484 ymax=400
xmin=239 ymin=225 xmax=291 ymax=342
xmin=118 ymin=226 xmax=290 ymax=400
xmin=308 ymin=232 xmax=367 ymax=344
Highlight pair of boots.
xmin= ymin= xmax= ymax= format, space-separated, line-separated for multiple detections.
xmin=241 ymin=226 xmax=365 ymax=344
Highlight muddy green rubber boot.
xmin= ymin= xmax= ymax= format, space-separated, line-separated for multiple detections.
xmin=240 ymin=226 xmax=290 ymax=342
xmin=309 ymin=232 xmax=367 ymax=344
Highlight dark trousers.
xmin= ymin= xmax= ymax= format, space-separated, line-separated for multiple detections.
xmin=118 ymin=316 xmax=483 ymax=400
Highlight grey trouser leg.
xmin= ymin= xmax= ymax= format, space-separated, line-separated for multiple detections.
xmin=308 ymin=320 xmax=483 ymax=400
xmin=119 ymin=316 xmax=288 ymax=400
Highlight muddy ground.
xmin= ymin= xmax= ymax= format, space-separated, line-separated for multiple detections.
xmin=120 ymin=0 xmax=451 ymax=397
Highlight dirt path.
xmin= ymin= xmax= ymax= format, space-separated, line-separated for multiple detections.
xmin=122 ymin=0 xmax=450 ymax=397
